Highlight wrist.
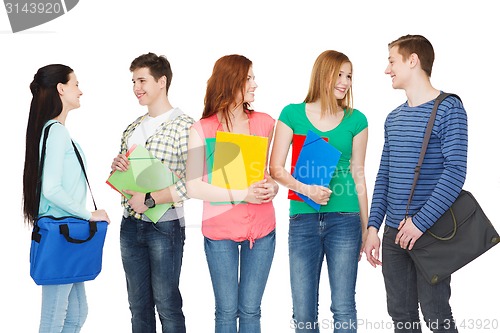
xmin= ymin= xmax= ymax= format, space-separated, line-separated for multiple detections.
xmin=272 ymin=182 xmax=279 ymax=194
xmin=297 ymin=183 xmax=310 ymax=197
xmin=144 ymin=192 xmax=156 ymax=208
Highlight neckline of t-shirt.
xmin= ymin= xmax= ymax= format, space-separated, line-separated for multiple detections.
xmin=302 ymin=103 xmax=346 ymax=134
xmin=212 ymin=111 xmax=254 ymax=135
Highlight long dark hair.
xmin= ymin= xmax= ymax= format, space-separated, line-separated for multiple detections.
xmin=22 ymin=64 xmax=73 ymax=225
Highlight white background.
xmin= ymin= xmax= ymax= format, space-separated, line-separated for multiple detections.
xmin=1 ymin=1 xmax=499 ymax=332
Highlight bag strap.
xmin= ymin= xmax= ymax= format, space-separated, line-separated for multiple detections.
xmin=71 ymin=140 xmax=97 ymax=210
xmin=59 ymin=221 xmax=98 ymax=243
xmin=36 ymin=122 xmax=98 ymax=217
xmin=405 ymin=92 xmax=461 ymax=220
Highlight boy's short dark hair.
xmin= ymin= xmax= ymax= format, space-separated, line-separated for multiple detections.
xmin=389 ymin=35 xmax=434 ymax=77
xmin=130 ymin=52 xmax=173 ymax=92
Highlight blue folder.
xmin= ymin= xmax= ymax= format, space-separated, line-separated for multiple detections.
xmin=292 ymin=130 xmax=342 ymax=211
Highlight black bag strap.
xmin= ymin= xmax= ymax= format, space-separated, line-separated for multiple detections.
xmin=59 ymin=221 xmax=98 ymax=243
xmin=36 ymin=122 xmax=98 ymax=216
xmin=405 ymin=92 xmax=461 ymax=227
xmin=71 ymin=141 xmax=97 ymax=210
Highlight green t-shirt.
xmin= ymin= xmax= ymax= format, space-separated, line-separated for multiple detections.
xmin=278 ymin=102 xmax=368 ymax=215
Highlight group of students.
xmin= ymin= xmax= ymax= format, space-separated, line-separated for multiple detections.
xmin=22 ymin=33 xmax=468 ymax=333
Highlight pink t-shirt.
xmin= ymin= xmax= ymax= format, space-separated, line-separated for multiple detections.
xmin=192 ymin=112 xmax=276 ymax=247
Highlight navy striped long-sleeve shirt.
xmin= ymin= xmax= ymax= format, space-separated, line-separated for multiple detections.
xmin=368 ymin=94 xmax=468 ymax=232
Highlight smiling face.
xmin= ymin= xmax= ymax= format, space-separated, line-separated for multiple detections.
xmin=59 ymin=72 xmax=82 ymax=111
xmin=333 ymin=62 xmax=352 ymax=100
xmin=385 ymin=45 xmax=411 ymax=90
xmin=243 ymin=66 xmax=257 ymax=104
xmin=233 ymin=66 xmax=258 ymax=107
xmin=132 ymin=67 xmax=165 ymax=106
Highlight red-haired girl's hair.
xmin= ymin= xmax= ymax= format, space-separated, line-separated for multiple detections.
xmin=202 ymin=54 xmax=253 ymax=129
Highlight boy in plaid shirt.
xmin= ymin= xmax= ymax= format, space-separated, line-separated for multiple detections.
xmin=110 ymin=52 xmax=194 ymax=333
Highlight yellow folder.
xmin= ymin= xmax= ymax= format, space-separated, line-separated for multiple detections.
xmin=211 ymin=131 xmax=268 ymax=190
xmin=106 ymin=144 xmax=179 ymax=223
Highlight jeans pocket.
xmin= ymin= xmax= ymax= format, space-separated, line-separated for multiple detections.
xmin=289 ymin=214 xmax=301 ymax=221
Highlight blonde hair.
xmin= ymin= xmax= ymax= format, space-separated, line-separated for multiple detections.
xmin=304 ymin=50 xmax=353 ymax=117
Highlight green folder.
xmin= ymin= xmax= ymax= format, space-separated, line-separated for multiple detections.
xmin=205 ymin=137 xmax=239 ymax=205
xmin=106 ymin=144 xmax=179 ymax=223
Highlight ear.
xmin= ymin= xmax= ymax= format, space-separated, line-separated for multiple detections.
xmin=408 ymin=53 xmax=419 ymax=69
xmin=56 ymin=82 xmax=64 ymax=95
xmin=158 ymin=75 xmax=167 ymax=89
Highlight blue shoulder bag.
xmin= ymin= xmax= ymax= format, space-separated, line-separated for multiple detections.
xmin=30 ymin=122 xmax=108 ymax=285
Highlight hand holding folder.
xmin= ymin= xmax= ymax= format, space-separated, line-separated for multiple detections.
xmin=106 ymin=144 xmax=179 ymax=223
xmin=292 ymin=130 xmax=342 ymax=211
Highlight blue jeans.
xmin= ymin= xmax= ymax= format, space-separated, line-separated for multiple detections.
xmin=39 ymin=283 xmax=88 ymax=333
xmin=382 ymin=226 xmax=458 ymax=333
xmin=204 ymin=229 xmax=276 ymax=333
xmin=289 ymin=212 xmax=362 ymax=333
xmin=120 ymin=216 xmax=186 ymax=333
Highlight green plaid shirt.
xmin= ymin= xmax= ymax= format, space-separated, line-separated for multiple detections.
xmin=119 ymin=109 xmax=194 ymax=220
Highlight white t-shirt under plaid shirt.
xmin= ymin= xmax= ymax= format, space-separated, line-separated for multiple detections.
xmin=119 ymin=108 xmax=195 ymax=222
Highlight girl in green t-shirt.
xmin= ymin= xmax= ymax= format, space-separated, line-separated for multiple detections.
xmin=270 ymin=50 xmax=368 ymax=333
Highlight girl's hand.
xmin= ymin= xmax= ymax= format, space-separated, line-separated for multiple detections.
xmin=90 ymin=209 xmax=110 ymax=224
xmin=305 ymin=185 xmax=332 ymax=205
xmin=252 ymin=175 xmax=279 ymax=203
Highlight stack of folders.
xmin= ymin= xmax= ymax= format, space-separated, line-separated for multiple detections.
xmin=106 ymin=144 xmax=179 ymax=223
xmin=290 ymin=130 xmax=342 ymax=211
xmin=206 ymin=131 xmax=269 ymax=205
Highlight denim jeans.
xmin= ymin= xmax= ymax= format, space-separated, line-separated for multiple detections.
xmin=39 ymin=283 xmax=88 ymax=333
xmin=204 ymin=229 xmax=276 ymax=333
xmin=382 ymin=226 xmax=458 ymax=333
xmin=120 ymin=216 xmax=186 ymax=333
xmin=289 ymin=212 xmax=362 ymax=333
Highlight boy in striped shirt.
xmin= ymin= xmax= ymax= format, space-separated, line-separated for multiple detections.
xmin=364 ymin=35 xmax=467 ymax=333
